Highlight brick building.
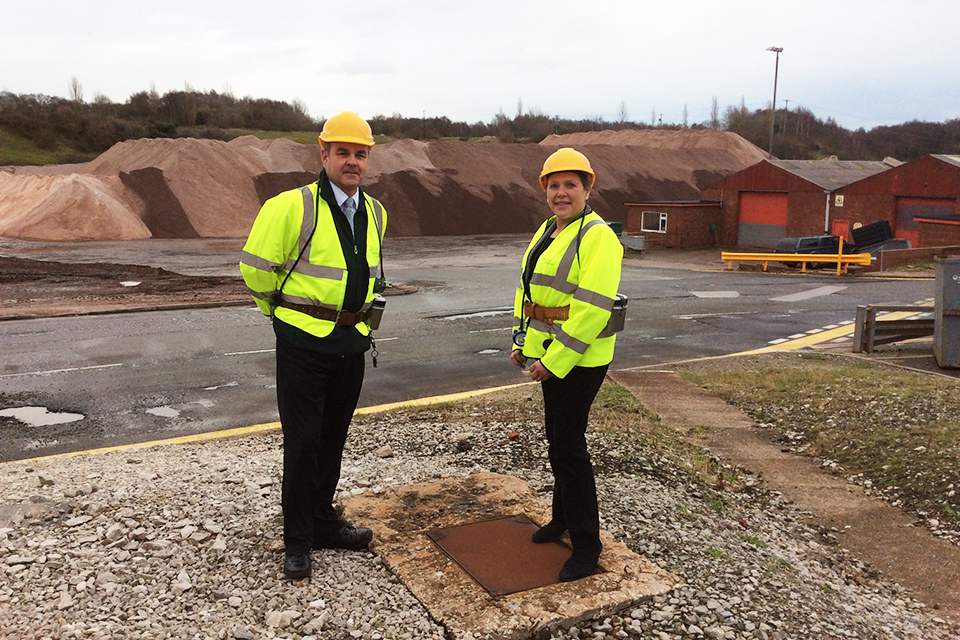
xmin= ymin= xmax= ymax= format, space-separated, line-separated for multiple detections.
xmin=700 ymin=158 xmax=896 ymax=247
xmin=623 ymin=201 xmax=721 ymax=248
xmin=834 ymin=154 xmax=960 ymax=247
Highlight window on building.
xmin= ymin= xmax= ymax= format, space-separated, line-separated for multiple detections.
xmin=641 ymin=211 xmax=668 ymax=233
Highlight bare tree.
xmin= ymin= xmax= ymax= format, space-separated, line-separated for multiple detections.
xmin=617 ymin=100 xmax=628 ymax=124
xmin=516 ymin=97 xmax=523 ymax=119
xmin=683 ymin=104 xmax=689 ymax=128
xmin=292 ymin=98 xmax=309 ymax=118
xmin=710 ymin=95 xmax=720 ymax=129
xmin=69 ymin=76 xmax=84 ymax=103
xmin=650 ymin=107 xmax=657 ymax=127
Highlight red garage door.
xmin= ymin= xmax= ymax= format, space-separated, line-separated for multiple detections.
xmin=738 ymin=192 xmax=788 ymax=247
xmin=896 ymin=197 xmax=956 ymax=247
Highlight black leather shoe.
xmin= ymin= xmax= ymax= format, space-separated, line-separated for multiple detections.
xmin=283 ymin=553 xmax=311 ymax=579
xmin=531 ymin=520 xmax=567 ymax=543
xmin=558 ymin=544 xmax=602 ymax=582
xmin=313 ymin=524 xmax=373 ymax=551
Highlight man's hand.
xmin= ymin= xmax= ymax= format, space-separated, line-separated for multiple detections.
xmin=510 ymin=349 xmax=526 ymax=368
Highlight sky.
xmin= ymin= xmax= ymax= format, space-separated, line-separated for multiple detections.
xmin=2 ymin=0 xmax=959 ymax=132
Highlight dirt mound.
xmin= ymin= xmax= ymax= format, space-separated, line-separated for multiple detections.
xmin=542 ymin=128 xmax=767 ymax=163
xmin=0 ymin=172 xmax=149 ymax=240
xmin=0 ymin=131 xmax=762 ymax=241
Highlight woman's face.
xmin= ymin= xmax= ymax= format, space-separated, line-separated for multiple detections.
xmin=545 ymin=171 xmax=589 ymax=223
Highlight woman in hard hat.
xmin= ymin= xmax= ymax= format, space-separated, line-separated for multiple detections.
xmin=510 ymin=148 xmax=624 ymax=582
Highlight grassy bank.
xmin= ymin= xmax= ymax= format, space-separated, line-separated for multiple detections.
xmin=677 ymin=352 xmax=960 ymax=530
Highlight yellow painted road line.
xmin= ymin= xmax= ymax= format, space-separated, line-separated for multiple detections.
xmin=737 ymin=310 xmax=928 ymax=355
xmin=8 ymin=382 xmax=534 ymax=464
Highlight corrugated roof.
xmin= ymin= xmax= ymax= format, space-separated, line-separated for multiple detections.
xmin=769 ymin=157 xmax=892 ymax=191
xmin=932 ymin=154 xmax=960 ymax=169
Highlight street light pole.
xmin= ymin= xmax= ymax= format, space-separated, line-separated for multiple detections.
xmin=766 ymin=46 xmax=783 ymax=159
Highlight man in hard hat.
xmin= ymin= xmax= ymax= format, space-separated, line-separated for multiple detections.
xmin=240 ymin=112 xmax=386 ymax=580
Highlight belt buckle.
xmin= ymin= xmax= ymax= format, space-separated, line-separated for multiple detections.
xmin=334 ymin=309 xmax=342 ymax=324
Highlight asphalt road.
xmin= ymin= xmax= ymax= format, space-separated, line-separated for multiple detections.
xmin=0 ymin=237 xmax=937 ymax=461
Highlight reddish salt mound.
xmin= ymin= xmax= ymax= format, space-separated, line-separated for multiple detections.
xmin=363 ymin=137 xmax=760 ymax=236
xmin=541 ymin=128 xmax=767 ymax=165
xmin=0 ymin=132 xmax=761 ymax=241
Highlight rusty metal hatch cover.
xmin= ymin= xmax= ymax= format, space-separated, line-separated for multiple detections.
xmin=424 ymin=514 xmax=602 ymax=597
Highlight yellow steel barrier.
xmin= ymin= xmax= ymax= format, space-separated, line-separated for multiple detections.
xmin=723 ymin=235 xmax=873 ymax=275
xmin=721 ymin=251 xmax=872 ymax=274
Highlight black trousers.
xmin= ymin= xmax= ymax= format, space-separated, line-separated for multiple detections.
xmin=541 ymin=364 xmax=608 ymax=551
xmin=275 ymin=339 xmax=365 ymax=555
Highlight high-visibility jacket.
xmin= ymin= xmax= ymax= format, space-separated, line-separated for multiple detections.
xmin=513 ymin=209 xmax=623 ymax=379
xmin=240 ymin=179 xmax=386 ymax=339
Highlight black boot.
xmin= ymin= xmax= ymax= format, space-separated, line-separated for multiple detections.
xmin=558 ymin=542 xmax=602 ymax=582
xmin=283 ymin=553 xmax=311 ymax=579
xmin=531 ymin=520 xmax=567 ymax=543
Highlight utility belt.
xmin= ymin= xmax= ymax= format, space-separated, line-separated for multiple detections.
xmin=520 ymin=293 xmax=628 ymax=334
xmin=522 ymin=301 xmax=569 ymax=324
xmin=278 ymin=295 xmax=386 ymax=330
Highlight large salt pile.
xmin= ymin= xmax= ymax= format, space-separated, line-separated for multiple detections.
xmin=0 ymin=130 xmax=764 ymax=241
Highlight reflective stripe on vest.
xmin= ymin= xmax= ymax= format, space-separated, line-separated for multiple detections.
xmin=525 ymin=218 xmax=616 ymax=335
xmin=274 ymin=186 xmax=384 ymax=313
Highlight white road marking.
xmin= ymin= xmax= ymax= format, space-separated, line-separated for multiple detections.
xmin=469 ymin=327 xmax=512 ymax=334
xmin=443 ymin=309 xmax=513 ymax=320
xmin=673 ymin=311 xmax=757 ymax=320
xmin=770 ymin=285 xmax=848 ymax=302
xmin=224 ymin=349 xmax=275 ymax=356
xmin=0 ymin=363 xmax=123 ymax=379
xmin=690 ymin=291 xmax=740 ymax=298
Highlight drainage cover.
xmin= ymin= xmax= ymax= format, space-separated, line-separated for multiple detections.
xmin=425 ymin=514 xmax=600 ymax=597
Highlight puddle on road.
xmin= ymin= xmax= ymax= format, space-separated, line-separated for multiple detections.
xmin=146 ymin=406 xmax=180 ymax=418
xmin=0 ymin=406 xmax=85 ymax=426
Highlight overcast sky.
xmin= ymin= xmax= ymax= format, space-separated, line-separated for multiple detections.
xmin=3 ymin=0 xmax=958 ymax=131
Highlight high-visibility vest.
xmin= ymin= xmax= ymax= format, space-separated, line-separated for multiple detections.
xmin=240 ymin=183 xmax=386 ymax=338
xmin=513 ymin=211 xmax=623 ymax=378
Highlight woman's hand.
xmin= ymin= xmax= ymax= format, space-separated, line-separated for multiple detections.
xmin=528 ymin=360 xmax=553 ymax=383
xmin=510 ymin=349 xmax=526 ymax=368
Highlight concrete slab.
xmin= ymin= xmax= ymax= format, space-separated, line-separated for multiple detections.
xmin=342 ymin=472 xmax=679 ymax=640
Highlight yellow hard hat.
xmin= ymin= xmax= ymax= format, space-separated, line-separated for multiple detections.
xmin=318 ymin=111 xmax=375 ymax=147
xmin=539 ymin=148 xmax=595 ymax=190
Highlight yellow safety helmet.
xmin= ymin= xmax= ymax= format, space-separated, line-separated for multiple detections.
xmin=539 ymin=148 xmax=595 ymax=190
xmin=318 ymin=111 xmax=375 ymax=147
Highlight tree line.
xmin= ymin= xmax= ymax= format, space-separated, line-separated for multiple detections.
xmin=1 ymin=85 xmax=958 ymax=165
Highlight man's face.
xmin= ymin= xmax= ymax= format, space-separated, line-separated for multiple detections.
xmin=321 ymin=142 xmax=369 ymax=196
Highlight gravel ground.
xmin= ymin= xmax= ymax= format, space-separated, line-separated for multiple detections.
xmin=1 ymin=391 xmax=957 ymax=640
